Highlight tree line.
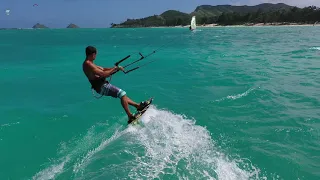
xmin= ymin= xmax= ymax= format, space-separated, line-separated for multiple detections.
xmin=112 ymin=6 xmax=320 ymax=27
xmin=203 ymin=6 xmax=320 ymax=25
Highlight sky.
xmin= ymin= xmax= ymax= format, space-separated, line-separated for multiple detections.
xmin=0 ymin=0 xmax=319 ymax=28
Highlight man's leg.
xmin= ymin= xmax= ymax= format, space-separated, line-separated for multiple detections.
xmin=101 ymin=83 xmax=141 ymax=119
xmin=120 ymin=95 xmax=147 ymax=116
xmin=120 ymin=95 xmax=135 ymax=119
xmin=124 ymin=96 xmax=150 ymax=111
xmin=125 ymin=96 xmax=140 ymax=109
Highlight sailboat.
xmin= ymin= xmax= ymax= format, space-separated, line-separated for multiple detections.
xmin=190 ymin=16 xmax=196 ymax=31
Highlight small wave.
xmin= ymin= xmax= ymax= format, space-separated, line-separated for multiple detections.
xmin=214 ymin=88 xmax=255 ymax=102
xmin=32 ymin=123 xmax=125 ymax=180
xmin=32 ymin=156 xmax=70 ymax=180
xmin=1 ymin=121 xmax=20 ymax=128
xmin=310 ymin=47 xmax=320 ymax=50
xmin=73 ymin=128 xmax=130 ymax=174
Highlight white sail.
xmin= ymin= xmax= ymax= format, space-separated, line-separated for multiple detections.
xmin=191 ymin=16 xmax=196 ymax=30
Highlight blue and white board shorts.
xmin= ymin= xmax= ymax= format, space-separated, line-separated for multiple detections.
xmin=99 ymin=83 xmax=126 ymax=99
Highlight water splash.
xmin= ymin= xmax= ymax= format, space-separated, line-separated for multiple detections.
xmin=310 ymin=47 xmax=320 ymax=50
xmin=32 ymin=123 xmax=127 ymax=180
xmin=1 ymin=121 xmax=20 ymax=128
xmin=73 ymin=128 xmax=130 ymax=174
xmin=0 ymin=122 xmax=20 ymax=131
xmin=32 ymin=106 xmax=262 ymax=180
xmin=124 ymin=107 xmax=260 ymax=179
xmin=32 ymin=156 xmax=70 ymax=180
xmin=214 ymin=88 xmax=255 ymax=102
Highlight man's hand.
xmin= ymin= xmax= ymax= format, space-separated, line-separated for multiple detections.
xmin=117 ymin=66 xmax=124 ymax=72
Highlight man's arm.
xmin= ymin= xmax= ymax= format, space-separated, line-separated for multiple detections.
xmin=102 ymin=67 xmax=115 ymax=71
xmin=88 ymin=63 xmax=119 ymax=78
xmin=98 ymin=66 xmax=119 ymax=71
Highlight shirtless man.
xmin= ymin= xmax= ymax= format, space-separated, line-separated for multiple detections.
xmin=82 ymin=46 xmax=149 ymax=123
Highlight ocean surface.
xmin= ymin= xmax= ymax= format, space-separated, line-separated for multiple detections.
xmin=0 ymin=26 xmax=319 ymax=180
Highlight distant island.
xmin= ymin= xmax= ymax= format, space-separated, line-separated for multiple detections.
xmin=32 ymin=23 xmax=48 ymax=29
xmin=66 ymin=23 xmax=79 ymax=28
xmin=30 ymin=23 xmax=79 ymax=29
xmin=111 ymin=3 xmax=320 ymax=28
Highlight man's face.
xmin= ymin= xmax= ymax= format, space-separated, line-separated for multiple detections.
xmin=92 ymin=52 xmax=97 ymax=60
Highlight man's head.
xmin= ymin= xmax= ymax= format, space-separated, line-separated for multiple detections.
xmin=85 ymin=46 xmax=97 ymax=60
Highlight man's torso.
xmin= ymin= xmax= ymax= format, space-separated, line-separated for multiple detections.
xmin=83 ymin=60 xmax=106 ymax=92
xmin=83 ymin=60 xmax=100 ymax=80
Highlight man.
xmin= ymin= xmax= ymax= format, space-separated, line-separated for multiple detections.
xmin=82 ymin=46 xmax=149 ymax=123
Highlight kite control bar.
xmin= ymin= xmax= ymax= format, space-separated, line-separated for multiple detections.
xmin=110 ymin=27 xmax=192 ymax=75
xmin=115 ymin=55 xmax=130 ymax=66
xmin=111 ymin=30 xmax=183 ymax=75
xmin=113 ymin=52 xmax=153 ymax=74
xmin=122 ymin=52 xmax=145 ymax=69
xmin=110 ymin=55 xmax=131 ymax=75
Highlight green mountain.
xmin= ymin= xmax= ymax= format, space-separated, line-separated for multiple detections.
xmin=112 ymin=15 xmax=164 ymax=28
xmin=66 ymin=23 xmax=79 ymax=28
xmin=112 ymin=3 xmax=320 ymax=28
xmin=161 ymin=10 xmax=191 ymax=26
xmin=112 ymin=3 xmax=296 ymax=27
xmin=32 ymin=23 xmax=48 ymax=29
xmin=192 ymin=3 xmax=292 ymax=17
xmin=216 ymin=5 xmax=320 ymax=25
xmin=111 ymin=10 xmax=191 ymax=28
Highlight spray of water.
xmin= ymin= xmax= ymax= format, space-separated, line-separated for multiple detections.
xmin=33 ymin=106 xmax=262 ymax=180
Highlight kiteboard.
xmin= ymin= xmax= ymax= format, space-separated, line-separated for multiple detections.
xmin=129 ymin=97 xmax=153 ymax=125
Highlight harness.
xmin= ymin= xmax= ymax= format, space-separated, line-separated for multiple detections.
xmin=89 ymin=75 xmax=113 ymax=99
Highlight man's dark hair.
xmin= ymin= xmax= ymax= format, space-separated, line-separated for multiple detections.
xmin=86 ymin=46 xmax=97 ymax=56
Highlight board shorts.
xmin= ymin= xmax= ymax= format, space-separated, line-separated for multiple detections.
xmin=99 ymin=83 xmax=126 ymax=99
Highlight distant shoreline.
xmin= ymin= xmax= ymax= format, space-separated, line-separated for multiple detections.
xmin=1 ymin=23 xmax=318 ymax=30
xmin=114 ymin=22 xmax=319 ymax=28
xmin=110 ymin=22 xmax=320 ymax=29
xmin=196 ymin=23 xmax=319 ymax=28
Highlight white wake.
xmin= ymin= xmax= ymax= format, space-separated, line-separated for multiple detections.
xmin=32 ymin=106 xmax=263 ymax=180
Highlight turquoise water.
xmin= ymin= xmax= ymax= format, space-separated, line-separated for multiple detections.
xmin=0 ymin=26 xmax=319 ymax=180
